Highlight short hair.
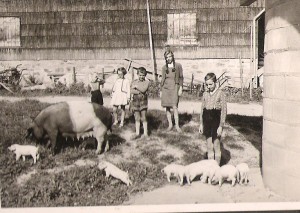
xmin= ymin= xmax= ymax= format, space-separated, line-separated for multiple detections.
xmin=117 ymin=67 xmax=127 ymax=75
xmin=137 ymin=67 xmax=147 ymax=76
xmin=204 ymin=72 xmax=217 ymax=82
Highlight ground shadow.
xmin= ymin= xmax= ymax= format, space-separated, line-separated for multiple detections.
xmin=220 ymin=142 xmax=231 ymax=166
xmin=226 ymin=115 xmax=263 ymax=168
xmin=126 ymin=110 xmax=193 ymax=135
xmin=54 ymin=132 xmax=126 ymax=154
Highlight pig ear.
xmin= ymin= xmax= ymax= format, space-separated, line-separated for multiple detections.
xmin=26 ymin=127 xmax=33 ymax=139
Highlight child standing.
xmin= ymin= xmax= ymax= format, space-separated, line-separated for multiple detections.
xmin=130 ymin=67 xmax=150 ymax=139
xmin=90 ymin=72 xmax=105 ymax=105
xmin=111 ymin=67 xmax=131 ymax=127
xmin=199 ymin=73 xmax=227 ymax=165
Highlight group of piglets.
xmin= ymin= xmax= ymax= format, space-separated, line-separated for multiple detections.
xmin=161 ymin=159 xmax=249 ymax=187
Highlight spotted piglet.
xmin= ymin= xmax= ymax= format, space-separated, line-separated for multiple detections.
xmin=211 ymin=164 xmax=240 ymax=187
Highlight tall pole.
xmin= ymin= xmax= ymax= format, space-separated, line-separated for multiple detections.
xmin=146 ymin=0 xmax=157 ymax=81
xmin=250 ymin=25 xmax=253 ymax=99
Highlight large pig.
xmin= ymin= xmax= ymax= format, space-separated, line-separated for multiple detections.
xmin=26 ymin=101 xmax=113 ymax=155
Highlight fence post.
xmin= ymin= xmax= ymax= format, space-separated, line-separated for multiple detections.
xmin=190 ymin=74 xmax=194 ymax=94
xmin=239 ymin=52 xmax=244 ymax=97
xmin=102 ymin=67 xmax=105 ymax=88
xmin=72 ymin=67 xmax=76 ymax=84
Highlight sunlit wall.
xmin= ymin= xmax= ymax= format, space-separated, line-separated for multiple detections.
xmin=263 ymin=0 xmax=300 ymax=200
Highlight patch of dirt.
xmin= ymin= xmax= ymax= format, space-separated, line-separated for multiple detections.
xmin=16 ymin=159 xmax=97 ymax=186
xmin=16 ymin=169 xmax=37 ymax=186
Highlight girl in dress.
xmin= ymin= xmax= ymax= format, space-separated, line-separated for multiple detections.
xmin=130 ymin=67 xmax=150 ymax=139
xmin=111 ymin=67 xmax=131 ymax=127
xmin=160 ymin=50 xmax=184 ymax=132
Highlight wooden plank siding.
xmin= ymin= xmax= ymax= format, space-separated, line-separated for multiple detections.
xmin=0 ymin=0 xmax=264 ymax=60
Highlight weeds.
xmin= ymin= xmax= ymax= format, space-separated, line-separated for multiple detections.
xmin=0 ymin=84 xmax=263 ymax=104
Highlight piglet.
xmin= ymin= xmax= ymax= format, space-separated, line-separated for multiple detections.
xmin=211 ymin=164 xmax=240 ymax=187
xmin=236 ymin=163 xmax=249 ymax=185
xmin=185 ymin=159 xmax=218 ymax=185
xmin=161 ymin=163 xmax=186 ymax=185
xmin=98 ymin=161 xmax=132 ymax=186
xmin=201 ymin=164 xmax=220 ymax=185
xmin=8 ymin=144 xmax=39 ymax=164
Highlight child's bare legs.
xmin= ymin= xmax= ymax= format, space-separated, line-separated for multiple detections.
xmin=120 ymin=105 xmax=126 ymax=127
xmin=206 ymin=137 xmax=214 ymax=160
xmin=134 ymin=111 xmax=141 ymax=137
xmin=166 ymin=107 xmax=172 ymax=131
xmin=113 ymin=106 xmax=118 ymax=125
xmin=213 ymin=137 xmax=221 ymax=165
xmin=173 ymin=106 xmax=181 ymax=132
xmin=141 ymin=109 xmax=148 ymax=137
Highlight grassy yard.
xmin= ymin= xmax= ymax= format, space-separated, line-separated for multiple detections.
xmin=0 ymin=99 xmax=262 ymax=207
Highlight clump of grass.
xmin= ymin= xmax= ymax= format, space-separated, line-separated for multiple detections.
xmin=182 ymin=125 xmax=198 ymax=133
xmin=159 ymin=132 xmax=205 ymax=164
xmin=159 ymin=154 xmax=177 ymax=164
xmin=140 ymin=146 xmax=164 ymax=165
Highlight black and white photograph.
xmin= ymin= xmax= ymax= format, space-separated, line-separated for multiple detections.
xmin=1 ymin=0 xmax=300 ymax=212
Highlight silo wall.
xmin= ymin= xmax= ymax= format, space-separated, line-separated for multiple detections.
xmin=263 ymin=0 xmax=300 ymax=200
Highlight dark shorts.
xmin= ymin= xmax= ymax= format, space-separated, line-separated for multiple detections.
xmin=202 ymin=108 xmax=221 ymax=140
xmin=91 ymin=90 xmax=103 ymax=105
xmin=131 ymin=93 xmax=148 ymax=111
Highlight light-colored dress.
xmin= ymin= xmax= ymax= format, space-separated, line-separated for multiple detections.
xmin=111 ymin=78 xmax=131 ymax=106
xmin=161 ymin=62 xmax=183 ymax=107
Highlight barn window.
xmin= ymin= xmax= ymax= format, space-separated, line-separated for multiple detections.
xmin=0 ymin=17 xmax=21 ymax=47
xmin=167 ymin=13 xmax=197 ymax=45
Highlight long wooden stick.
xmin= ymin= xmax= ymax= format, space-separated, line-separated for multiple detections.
xmin=0 ymin=82 xmax=14 ymax=93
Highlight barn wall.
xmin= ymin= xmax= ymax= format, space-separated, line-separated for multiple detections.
xmin=0 ymin=0 xmax=264 ymax=60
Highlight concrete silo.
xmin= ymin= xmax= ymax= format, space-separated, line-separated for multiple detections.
xmin=262 ymin=0 xmax=300 ymax=200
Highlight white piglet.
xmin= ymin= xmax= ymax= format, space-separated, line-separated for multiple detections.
xmin=236 ymin=163 xmax=249 ymax=184
xmin=201 ymin=164 xmax=220 ymax=185
xmin=98 ymin=161 xmax=132 ymax=186
xmin=212 ymin=164 xmax=240 ymax=187
xmin=161 ymin=163 xmax=186 ymax=185
xmin=185 ymin=159 xmax=218 ymax=185
xmin=8 ymin=144 xmax=39 ymax=164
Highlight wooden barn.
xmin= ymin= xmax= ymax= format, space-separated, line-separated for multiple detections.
xmin=0 ymin=0 xmax=265 ymax=85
